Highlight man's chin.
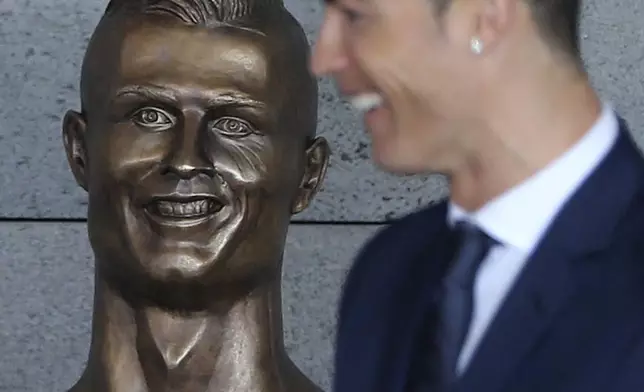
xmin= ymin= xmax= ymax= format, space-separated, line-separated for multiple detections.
xmin=371 ymin=136 xmax=432 ymax=175
xmin=371 ymin=144 xmax=409 ymax=174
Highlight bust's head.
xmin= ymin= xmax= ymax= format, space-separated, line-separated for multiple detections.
xmin=62 ymin=0 xmax=329 ymax=310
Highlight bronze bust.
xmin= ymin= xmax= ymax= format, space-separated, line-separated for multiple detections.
xmin=61 ymin=0 xmax=330 ymax=390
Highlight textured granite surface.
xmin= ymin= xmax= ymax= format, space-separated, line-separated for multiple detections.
xmin=0 ymin=222 xmax=379 ymax=392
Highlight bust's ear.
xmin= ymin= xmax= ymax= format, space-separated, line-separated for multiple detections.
xmin=291 ymin=137 xmax=330 ymax=214
xmin=62 ymin=110 xmax=89 ymax=191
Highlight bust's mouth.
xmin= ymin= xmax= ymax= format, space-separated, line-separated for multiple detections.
xmin=147 ymin=196 xmax=223 ymax=218
xmin=143 ymin=194 xmax=228 ymax=227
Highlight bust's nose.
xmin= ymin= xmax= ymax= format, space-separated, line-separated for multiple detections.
xmin=161 ymin=110 xmax=215 ymax=179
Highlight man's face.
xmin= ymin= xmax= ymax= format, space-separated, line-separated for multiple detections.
xmin=311 ymin=0 xmax=482 ymax=174
xmin=63 ymin=18 xmax=328 ymax=302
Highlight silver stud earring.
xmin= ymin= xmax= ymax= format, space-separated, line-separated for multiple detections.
xmin=470 ymin=37 xmax=484 ymax=55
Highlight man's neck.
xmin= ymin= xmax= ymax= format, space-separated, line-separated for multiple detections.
xmin=74 ymin=275 xmax=307 ymax=392
xmin=450 ymin=61 xmax=603 ymax=212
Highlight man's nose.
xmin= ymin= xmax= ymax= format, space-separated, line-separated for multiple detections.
xmin=161 ymin=112 xmax=215 ymax=179
xmin=310 ymin=11 xmax=349 ymax=76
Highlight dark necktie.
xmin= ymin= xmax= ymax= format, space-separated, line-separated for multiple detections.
xmin=436 ymin=220 xmax=497 ymax=386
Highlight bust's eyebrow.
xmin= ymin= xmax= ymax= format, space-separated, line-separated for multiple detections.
xmin=112 ymin=85 xmax=179 ymax=104
xmin=206 ymin=92 xmax=267 ymax=109
xmin=111 ymin=85 xmax=268 ymax=110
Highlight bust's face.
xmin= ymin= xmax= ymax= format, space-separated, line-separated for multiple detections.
xmin=63 ymin=16 xmax=328 ymax=306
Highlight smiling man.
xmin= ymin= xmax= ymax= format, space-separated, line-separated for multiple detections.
xmin=61 ymin=0 xmax=329 ymax=391
xmin=311 ymin=0 xmax=644 ymax=392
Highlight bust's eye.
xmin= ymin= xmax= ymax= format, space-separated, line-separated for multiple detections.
xmin=131 ymin=107 xmax=175 ymax=131
xmin=211 ymin=117 xmax=254 ymax=137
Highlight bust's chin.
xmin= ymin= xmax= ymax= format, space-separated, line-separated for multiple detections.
xmin=136 ymin=247 xmax=232 ymax=281
xmin=97 ymin=256 xmax=272 ymax=312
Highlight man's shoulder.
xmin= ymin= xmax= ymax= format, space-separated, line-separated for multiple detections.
xmin=362 ymin=199 xmax=448 ymax=257
xmin=338 ymin=199 xmax=448 ymax=316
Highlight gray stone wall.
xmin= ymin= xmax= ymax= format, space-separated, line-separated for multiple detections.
xmin=0 ymin=0 xmax=642 ymax=390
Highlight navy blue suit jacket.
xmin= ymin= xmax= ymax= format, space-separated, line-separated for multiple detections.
xmin=334 ymin=121 xmax=644 ymax=392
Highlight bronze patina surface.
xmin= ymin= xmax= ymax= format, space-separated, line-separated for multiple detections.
xmin=61 ymin=0 xmax=329 ymax=390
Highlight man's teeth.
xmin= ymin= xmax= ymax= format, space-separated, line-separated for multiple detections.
xmin=152 ymin=199 xmax=221 ymax=218
xmin=349 ymin=93 xmax=384 ymax=113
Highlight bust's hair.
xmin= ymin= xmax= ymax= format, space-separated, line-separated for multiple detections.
xmin=80 ymin=0 xmax=318 ymax=139
xmin=105 ymin=0 xmax=284 ymax=25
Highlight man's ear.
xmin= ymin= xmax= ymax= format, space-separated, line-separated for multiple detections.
xmin=291 ymin=137 xmax=330 ymax=214
xmin=62 ymin=110 xmax=89 ymax=191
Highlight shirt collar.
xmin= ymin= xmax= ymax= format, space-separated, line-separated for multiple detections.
xmin=448 ymin=103 xmax=619 ymax=252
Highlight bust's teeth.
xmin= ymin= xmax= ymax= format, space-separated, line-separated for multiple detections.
xmin=349 ymin=93 xmax=384 ymax=113
xmin=153 ymin=199 xmax=221 ymax=218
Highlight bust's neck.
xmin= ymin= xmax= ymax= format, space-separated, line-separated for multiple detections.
xmin=73 ymin=275 xmax=305 ymax=392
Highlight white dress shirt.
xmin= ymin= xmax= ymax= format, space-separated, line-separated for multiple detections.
xmin=447 ymin=103 xmax=619 ymax=374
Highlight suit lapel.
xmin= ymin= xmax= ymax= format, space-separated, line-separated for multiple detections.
xmin=456 ymin=123 xmax=644 ymax=392
xmin=454 ymin=220 xmax=575 ymax=392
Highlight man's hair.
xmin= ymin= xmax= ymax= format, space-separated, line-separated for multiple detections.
xmin=435 ymin=0 xmax=581 ymax=62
